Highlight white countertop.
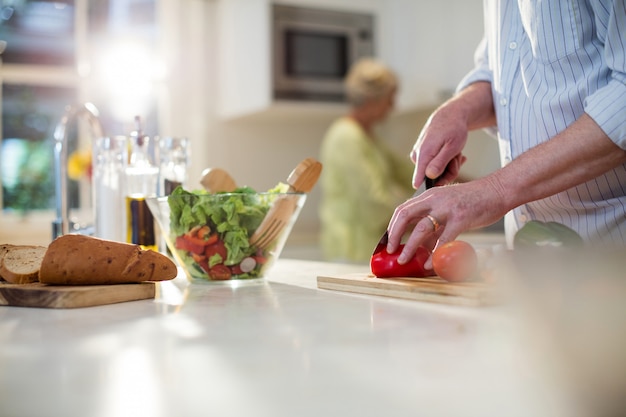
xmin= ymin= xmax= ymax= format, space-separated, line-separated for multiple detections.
xmin=0 ymin=258 xmax=576 ymax=417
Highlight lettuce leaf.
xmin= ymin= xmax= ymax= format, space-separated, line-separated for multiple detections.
xmin=168 ymin=185 xmax=276 ymax=265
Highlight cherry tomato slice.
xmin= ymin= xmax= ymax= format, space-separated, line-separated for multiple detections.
xmin=370 ymin=245 xmax=434 ymax=278
xmin=205 ymin=240 xmax=228 ymax=263
xmin=230 ymin=265 xmax=244 ymax=275
xmin=432 ymin=240 xmax=478 ymax=282
xmin=209 ymin=264 xmax=232 ymax=280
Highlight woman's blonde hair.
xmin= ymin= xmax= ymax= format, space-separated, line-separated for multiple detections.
xmin=344 ymin=57 xmax=398 ymax=106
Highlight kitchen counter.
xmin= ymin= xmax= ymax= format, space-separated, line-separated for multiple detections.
xmin=0 ymin=258 xmax=576 ymax=417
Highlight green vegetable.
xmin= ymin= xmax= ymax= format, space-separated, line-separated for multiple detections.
xmin=208 ymin=253 xmax=223 ymax=268
xmin=514 ymin=220 xmax=584 ymax=249
xmin=167 ymin=182 xmax=294 ymax=282
xmin=168 ymin=185 xmax=273 ymax=266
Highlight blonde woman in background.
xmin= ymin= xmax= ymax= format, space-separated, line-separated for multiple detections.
xmin=319 ymin=58 xmax=415 ymax=263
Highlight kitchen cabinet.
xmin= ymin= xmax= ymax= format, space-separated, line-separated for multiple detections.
xmin=216 ymin=0 xmax=271 ymax=119
xmin=216 ymin=0 xmax=484 ymax=120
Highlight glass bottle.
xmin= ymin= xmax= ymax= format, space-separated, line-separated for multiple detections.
xmin=124 ymin=116 xmax=159 ymax=250
xmin=158 ymin=136 xmax=189 ymax=195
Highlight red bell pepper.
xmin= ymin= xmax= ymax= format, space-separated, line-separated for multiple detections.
xmin=175 ymin=235 xmax=205 ymax=255
xmin=183 ymin=226 xmax=218 ymax=247
xmin=370 ymin=244 xmax=434 ymax=278
xmin=175 ymin=224 xmax=220 ymax=256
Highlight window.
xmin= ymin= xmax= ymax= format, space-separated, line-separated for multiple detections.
xmin=2 ymin=84 xmax=77 ymax=212
xmin=0 ymin=0 xmax=159 ymax=226
xmin=0 ymin=1 xmax=75 ymax=66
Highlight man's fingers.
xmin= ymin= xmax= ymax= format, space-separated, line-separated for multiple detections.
xmin=396 ymin=215 xmax=438 ymax=264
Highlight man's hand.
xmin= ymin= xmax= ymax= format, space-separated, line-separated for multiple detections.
xmin=411 ymin=107 xmax=469 ymax=188
xmin=411 ymin=81 xmax=495 ymax=189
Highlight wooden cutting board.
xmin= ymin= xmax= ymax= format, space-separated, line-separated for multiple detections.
xmin=317 ymin=273 xmax=499 ymax=307
xmin=0 ymin=282 xmax=156 ymax=309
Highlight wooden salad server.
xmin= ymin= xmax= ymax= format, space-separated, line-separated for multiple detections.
xmin=249 ymin=157 xmax=322 ymax=251
xmin=200 ymin=167 xmax=238 ymax=193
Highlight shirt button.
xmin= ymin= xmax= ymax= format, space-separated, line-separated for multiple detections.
xmin=500 ymin=97 xmax=508 ymax=106
xmin=519 ymin=214 xmax=528 ymax=222
xmin=509 ymin=41 xmax=517 ymax=50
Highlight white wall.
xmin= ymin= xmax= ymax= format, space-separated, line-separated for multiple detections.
xmin=160 ymin=0 xmax=500 ymax=247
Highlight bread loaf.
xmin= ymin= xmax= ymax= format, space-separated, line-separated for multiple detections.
xmin=0 ymin=245 xmax=47 ymax=284
xmin=39 ymin=235 xmax=178 ymax=285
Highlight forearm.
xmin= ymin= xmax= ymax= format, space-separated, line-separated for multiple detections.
xmin=486 ymin=113 xmax=626 ymax=210
xmin=447 ymin=81 xmax=496 ymax=131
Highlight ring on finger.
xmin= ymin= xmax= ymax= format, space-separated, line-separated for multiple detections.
xmin=425 ymin=214 xmax=441 ymax=232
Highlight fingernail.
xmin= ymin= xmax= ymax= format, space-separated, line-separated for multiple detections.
xmin=424 ymin=257 xmax=433 ymax=270
xmin=397 ymin=253 xmax=407 ymax=264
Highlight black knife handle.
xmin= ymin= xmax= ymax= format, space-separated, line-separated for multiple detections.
xmin=424 ymin=161 xmax=452 ymax=189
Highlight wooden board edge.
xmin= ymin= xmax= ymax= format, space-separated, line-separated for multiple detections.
xmin=52 ymin=283 xmax=157 ymax=308
xmin=0 ymin=282 xmax=157 ymax=309
xmin=317 ymin=274 xmax=492 ymax=297
xmin=317 ymin=279 xmax=484 ymax=307
xmin=316 ymin=275 xmax=499 ymax=307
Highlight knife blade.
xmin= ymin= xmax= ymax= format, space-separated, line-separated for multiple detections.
xmin=372 ymin=174 xmax=442 ymax=256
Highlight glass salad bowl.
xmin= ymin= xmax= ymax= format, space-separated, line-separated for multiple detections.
xmin=146 ymin=187 xmax=307 ymax=283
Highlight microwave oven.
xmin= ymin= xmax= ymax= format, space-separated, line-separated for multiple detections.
xmin=272 ymin=4 xmax=375 ymax=102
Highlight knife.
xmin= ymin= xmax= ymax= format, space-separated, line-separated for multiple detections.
xmin=372 ymin=174 xmax=442 ymax=256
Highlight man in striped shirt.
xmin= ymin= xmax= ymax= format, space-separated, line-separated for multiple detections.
xmin=386 ymin=0 xmax=626 ymax=266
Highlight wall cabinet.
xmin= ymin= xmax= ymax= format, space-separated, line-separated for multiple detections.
xmin=216 ymin=0 xmax=483 ymax=120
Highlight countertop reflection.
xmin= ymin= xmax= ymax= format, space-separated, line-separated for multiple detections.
xmin=0 ymin=255 xmax=578 ymax=417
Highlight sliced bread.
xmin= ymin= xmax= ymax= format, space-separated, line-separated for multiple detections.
xmin=0 ymin=244 xmax=16 ymax=282
xmin=0 ymin=243 xmax=18 ymax=260
xmin=0 ymin=245 xmax=47 ymax=284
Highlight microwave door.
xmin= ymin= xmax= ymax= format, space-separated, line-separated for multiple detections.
xmin=286 ymin=30 xmax=347 ymax=76
xmin=273 ymin=22 xmax=367 ymax=100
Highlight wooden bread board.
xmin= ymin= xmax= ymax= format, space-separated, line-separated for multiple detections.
xmin=0 ymin=282 xmax=156 ymax=309
xmin=317 ymin=273 xmax=499 ymax=307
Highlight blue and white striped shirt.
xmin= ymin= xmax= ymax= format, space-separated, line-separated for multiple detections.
xmin=458 ymin=0 xmax=626 ymax=245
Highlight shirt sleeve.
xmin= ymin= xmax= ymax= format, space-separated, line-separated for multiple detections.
xmin=583 ymin=1 xmax=626 ymax=150
xmin=456 ymin=36 xmax=493 ymax=93
xmin=455 ymin=35 xmax=499 ymax=137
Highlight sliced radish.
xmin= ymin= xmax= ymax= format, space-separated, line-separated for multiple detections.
xmin=239 ymin=256 xmax=257 ymax=273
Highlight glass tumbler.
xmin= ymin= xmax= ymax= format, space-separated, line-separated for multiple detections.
xmin=92 ymin=136 xmax=127 ymax=242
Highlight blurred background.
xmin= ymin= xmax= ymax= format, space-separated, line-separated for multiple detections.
xmin=0 ymin=0 xmax=500 ymax=253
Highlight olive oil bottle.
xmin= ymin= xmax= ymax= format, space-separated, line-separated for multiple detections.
xmin=124 ymin=116 xmax=159 ymax=251
xmin=125 ymin=195 xmax=157 ymax=250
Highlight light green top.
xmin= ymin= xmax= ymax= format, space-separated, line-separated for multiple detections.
xmin=319 ymin=117 xmax=415 ymax=263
